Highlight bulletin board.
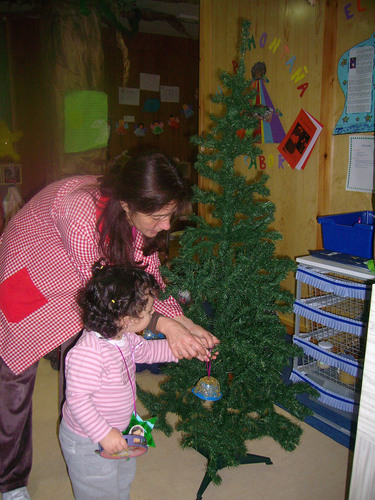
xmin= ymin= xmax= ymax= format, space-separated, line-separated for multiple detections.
xmin=103 ymin=30 xmax=200 ymax=165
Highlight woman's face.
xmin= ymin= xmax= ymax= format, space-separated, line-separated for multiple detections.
xmin=121 ymin=201 xmax=176 ymax=238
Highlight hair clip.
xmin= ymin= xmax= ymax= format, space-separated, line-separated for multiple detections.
xmin=111 ymin=299 xmax=115 ymax=304
xmin=100 ymin=265 xmax=104 ymax=270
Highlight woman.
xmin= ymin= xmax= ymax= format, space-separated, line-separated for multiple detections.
xmin=0 ymin=151 xmax=218 ymax=500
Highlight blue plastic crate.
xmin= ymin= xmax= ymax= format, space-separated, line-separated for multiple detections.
xmin=317 ymin=211 xmax=374 ymax=259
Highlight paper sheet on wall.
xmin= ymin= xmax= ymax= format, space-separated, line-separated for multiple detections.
xmin=119 ymin=87 xmax=140 ymax=106
xmin=346 ymin=136 xmax=375 ymax=193
xmin=346 ymin=46 xmax=373 ymax=114
xmin=140 ymin=73 xmax=160 ymax=92
xmin=160 ymin=85 xmax=180 ymax=103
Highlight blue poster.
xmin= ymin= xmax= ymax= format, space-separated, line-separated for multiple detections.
xmin=334 ymin=33 xmax=375 ymax=135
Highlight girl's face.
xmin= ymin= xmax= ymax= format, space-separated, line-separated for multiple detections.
xmin=121 ymin=202 xmax=176 ymax=238
xmin=118 ymin=294 xmax=155 ymax=336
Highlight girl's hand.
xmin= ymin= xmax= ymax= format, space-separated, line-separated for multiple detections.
xmin=157 ymin=315 xmax=219 ymax=361
xmin=99 ymin=428 xmax=128 ymax=455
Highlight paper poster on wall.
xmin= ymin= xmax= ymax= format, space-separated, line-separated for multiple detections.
xmin=346 ymin=136 xmax=375 ymax=193
xmin=140 ymin=73 xmax=160 ymax=92
xmin=334 ymin=33 xmax=375 ymax=134
xmin=64 ymin=90 xmax=109 ymax=153
xmin=160 ymin=85 xmax=180 ymax=103
xmin=277 ymin=109 xmax=323 ymax=170
xmin=143 ymin=99 xmax=160 ymax=112
xmin=119 ymin=87 xmax=140 ymax=106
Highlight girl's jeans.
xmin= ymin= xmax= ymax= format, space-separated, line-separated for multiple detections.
xmin=59 ymin=419 xmax=136 ymax=500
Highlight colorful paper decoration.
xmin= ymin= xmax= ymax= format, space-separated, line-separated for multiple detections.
xmin=134 ymin=123 xmax=146 ymax=137
xmin=182 ymin=104 xmax=194 ymax=118
xmin=123 ymin=412 xmax=157 ymax=447
xmin=115 ymin=119 xmax=129 ymax=135
xmin=168 ymin=115 xmax=180 ymax=130
xmin=143 ymin=98 xmax=160 ymax=112
xmin=150 ymin=121 xmax=164 ymax=135
xmin=251 ymin=78 xmax=285 ymax=143
xmin=334 ymin=33 xmax=375 ymax=134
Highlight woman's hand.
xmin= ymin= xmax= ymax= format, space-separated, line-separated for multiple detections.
xmin=99 ymin=428 xmax=128 ymax=455
xmin=157 ymin=315 xmax=219 ymax=362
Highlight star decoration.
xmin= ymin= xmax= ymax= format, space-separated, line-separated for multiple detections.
xmin=0 ymin=121 xmax=23 ymax=161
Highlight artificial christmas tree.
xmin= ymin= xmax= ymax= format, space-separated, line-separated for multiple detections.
xmin=138 ymin=20 xmax=315 ymax=496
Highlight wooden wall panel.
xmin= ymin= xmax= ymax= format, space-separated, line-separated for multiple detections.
xmin=199 ymin=0 xmax=325 ymax=301
xmin=199 ymin=0 xmax=375 ymax=319
xmin=5 ymin=17 xmax=51 ymax=202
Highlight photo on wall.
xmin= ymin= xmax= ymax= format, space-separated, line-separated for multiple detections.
xmin=0 ymin=164 xmax=22 ymax=184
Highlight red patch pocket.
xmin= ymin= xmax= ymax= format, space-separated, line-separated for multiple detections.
xmin=0 ymin=268 xmax=48 ymax=323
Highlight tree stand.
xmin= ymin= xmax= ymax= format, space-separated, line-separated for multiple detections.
xmin=195 ymin=449 xmax=273 ymax=499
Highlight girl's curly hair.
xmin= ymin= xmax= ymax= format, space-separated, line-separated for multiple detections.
xmin=77 ymin=261 xmax=159 ymax=338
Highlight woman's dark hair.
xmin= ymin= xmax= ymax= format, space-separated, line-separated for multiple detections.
xmin=98 ymin=151 xmax=189 ymax=265
xmin=77 ymin=261 xmax=159 ymax=339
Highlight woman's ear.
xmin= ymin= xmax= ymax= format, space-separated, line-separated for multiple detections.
xmin=120 ymin=201 xmax=129 ymax=213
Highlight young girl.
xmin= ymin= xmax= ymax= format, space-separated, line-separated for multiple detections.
xmin=59 ymin=261 xmax=179 ymax=500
